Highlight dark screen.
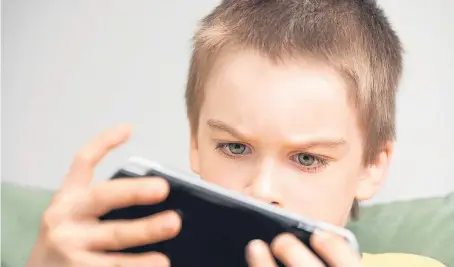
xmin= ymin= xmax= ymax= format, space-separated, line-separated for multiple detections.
xmin=99 ymin=169 xmax=323 ymax=267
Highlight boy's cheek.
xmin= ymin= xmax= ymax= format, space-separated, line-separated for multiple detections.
xmin=280 ymin=185 xmax=353 ymax=225
xmin=278 ymin=167 xmax=361 ymax=224
xmin=196 ymin=151 xmax=251 ymax=190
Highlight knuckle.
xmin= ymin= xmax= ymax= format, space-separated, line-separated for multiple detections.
xmin=129 ymin=186 xmax=145 ymax=203
xmin=51 ymin=190 xmax=76 ymax=204
xmin=41 ymin=208 xmax=63 ymax=231
xmin=109 ymin=226 xmax=126 ymax=249
xmin=74 ymin=149 xmax=93 ymax=166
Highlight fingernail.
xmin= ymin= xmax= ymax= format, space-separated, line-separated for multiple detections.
xmin=161 ymin=212 xmax=178 ymax=230
xmin=248 ymin=239 xmax=266 ymax=255
xmin=113 ymin=124 xmax=132 ymax=135
xmin=174 ymin=209 xmax=183 ymax=221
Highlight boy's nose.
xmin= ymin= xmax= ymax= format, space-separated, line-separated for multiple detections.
xmin=246 ymin=161 xmax=283 ymax=207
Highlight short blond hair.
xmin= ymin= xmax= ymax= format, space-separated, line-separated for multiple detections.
xmin=185 ymin=0 xmax=403 ymax=219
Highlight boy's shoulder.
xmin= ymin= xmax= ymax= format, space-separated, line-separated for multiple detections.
xmin=362 ymin=253 xmax=447 ymax=267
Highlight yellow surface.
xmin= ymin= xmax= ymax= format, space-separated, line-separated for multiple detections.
xmin=362 ymin=253 xmax=447 ymax=267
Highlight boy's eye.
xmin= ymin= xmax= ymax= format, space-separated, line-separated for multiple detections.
xmin=291 ymin=153 xmax=328 ymax=173
xmin=297 ymin=153 xmax=317 ymax=166
xmin=215 ymin=142 xmax=251 ymax=158
xmin=228 ymin=143 xmax=247 ymax=154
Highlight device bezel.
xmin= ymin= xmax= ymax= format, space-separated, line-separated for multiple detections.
xmin=118 ymin=156 xmax=360 ymax=254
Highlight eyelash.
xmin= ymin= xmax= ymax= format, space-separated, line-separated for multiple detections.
xmin=214 ymin=142 xmax=329 ymax=173
xmin=215 ymin=142 xmax=252 ymax=159
xmin=289 ymin=153 xmax=328 ymax=173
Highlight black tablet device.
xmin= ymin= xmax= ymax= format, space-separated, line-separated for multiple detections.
xmin=99 ymin=157 xmax=360 ymax=267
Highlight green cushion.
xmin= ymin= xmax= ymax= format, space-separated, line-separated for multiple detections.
xmin=2 ymin=182 xmax=453 ymax=267
xmin=1 ymin=183 xmax=54 ymax=267
xmin=347 ymin=193 xmax=454 ymax=266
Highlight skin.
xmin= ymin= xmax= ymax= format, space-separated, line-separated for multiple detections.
xmin=191 ymin=50 xmax=393 ymax=266
xmin=27 ymin=50 xmax=393 ymax=267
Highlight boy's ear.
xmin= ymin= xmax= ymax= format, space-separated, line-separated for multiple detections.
xmin=355 ymin=142 xmax=394 ymax=201
xmin=189 ymin=133 xmax=201 ymax=175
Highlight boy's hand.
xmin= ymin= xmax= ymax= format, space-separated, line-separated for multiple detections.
xmin=246 ymin=231 xmax=361 ymax=267
xmin=27 ymin=126 xmax=181 ymax=267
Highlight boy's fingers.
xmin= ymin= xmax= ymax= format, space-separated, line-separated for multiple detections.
xmin=76 ymin=251 xmax=171 ymax=267
xmin=87 ymin=210 xmax=181 ymax=251
xmin=62 ymin=125 xmax=132 ymax=189
xmin=78 ymin=177 xmax=170 ymax=217
xmin=310 ymin=230 xmax=361 ymax=267
xmin=271 ymin=233 xmax=324 ymax=267
xmin=246 ymin=240 xmax=278 ymax=267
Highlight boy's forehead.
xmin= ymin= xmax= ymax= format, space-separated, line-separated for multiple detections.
xmin=206 ymin=50 xmax=347 ymax=101
xmin=200 ymin=50 xmax=360 ymax=142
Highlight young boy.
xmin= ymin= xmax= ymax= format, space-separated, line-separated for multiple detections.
xmin=27 ymin=0 xmax=446 ymax=266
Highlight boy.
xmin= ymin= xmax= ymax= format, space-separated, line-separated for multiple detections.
xmin=27 ymin=0 xmax=446 ymax=266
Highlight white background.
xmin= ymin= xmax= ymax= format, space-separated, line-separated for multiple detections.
xmin=3 ymin=0 xmax=454 ymax=205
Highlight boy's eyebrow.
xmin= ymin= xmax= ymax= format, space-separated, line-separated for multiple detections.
xmin=291 ymin=138 xmax=347 ymax=150
xmin=207 ymin=119 xmax=347 ymax=149
xmin=207 ymin=119 xmax=247 ymax=140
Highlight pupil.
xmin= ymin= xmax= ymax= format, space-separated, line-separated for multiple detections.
xmin=298 ymin=153 xmax=315 ymax=166
xmin=229 ymin=143 xmax=245 ymax=154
